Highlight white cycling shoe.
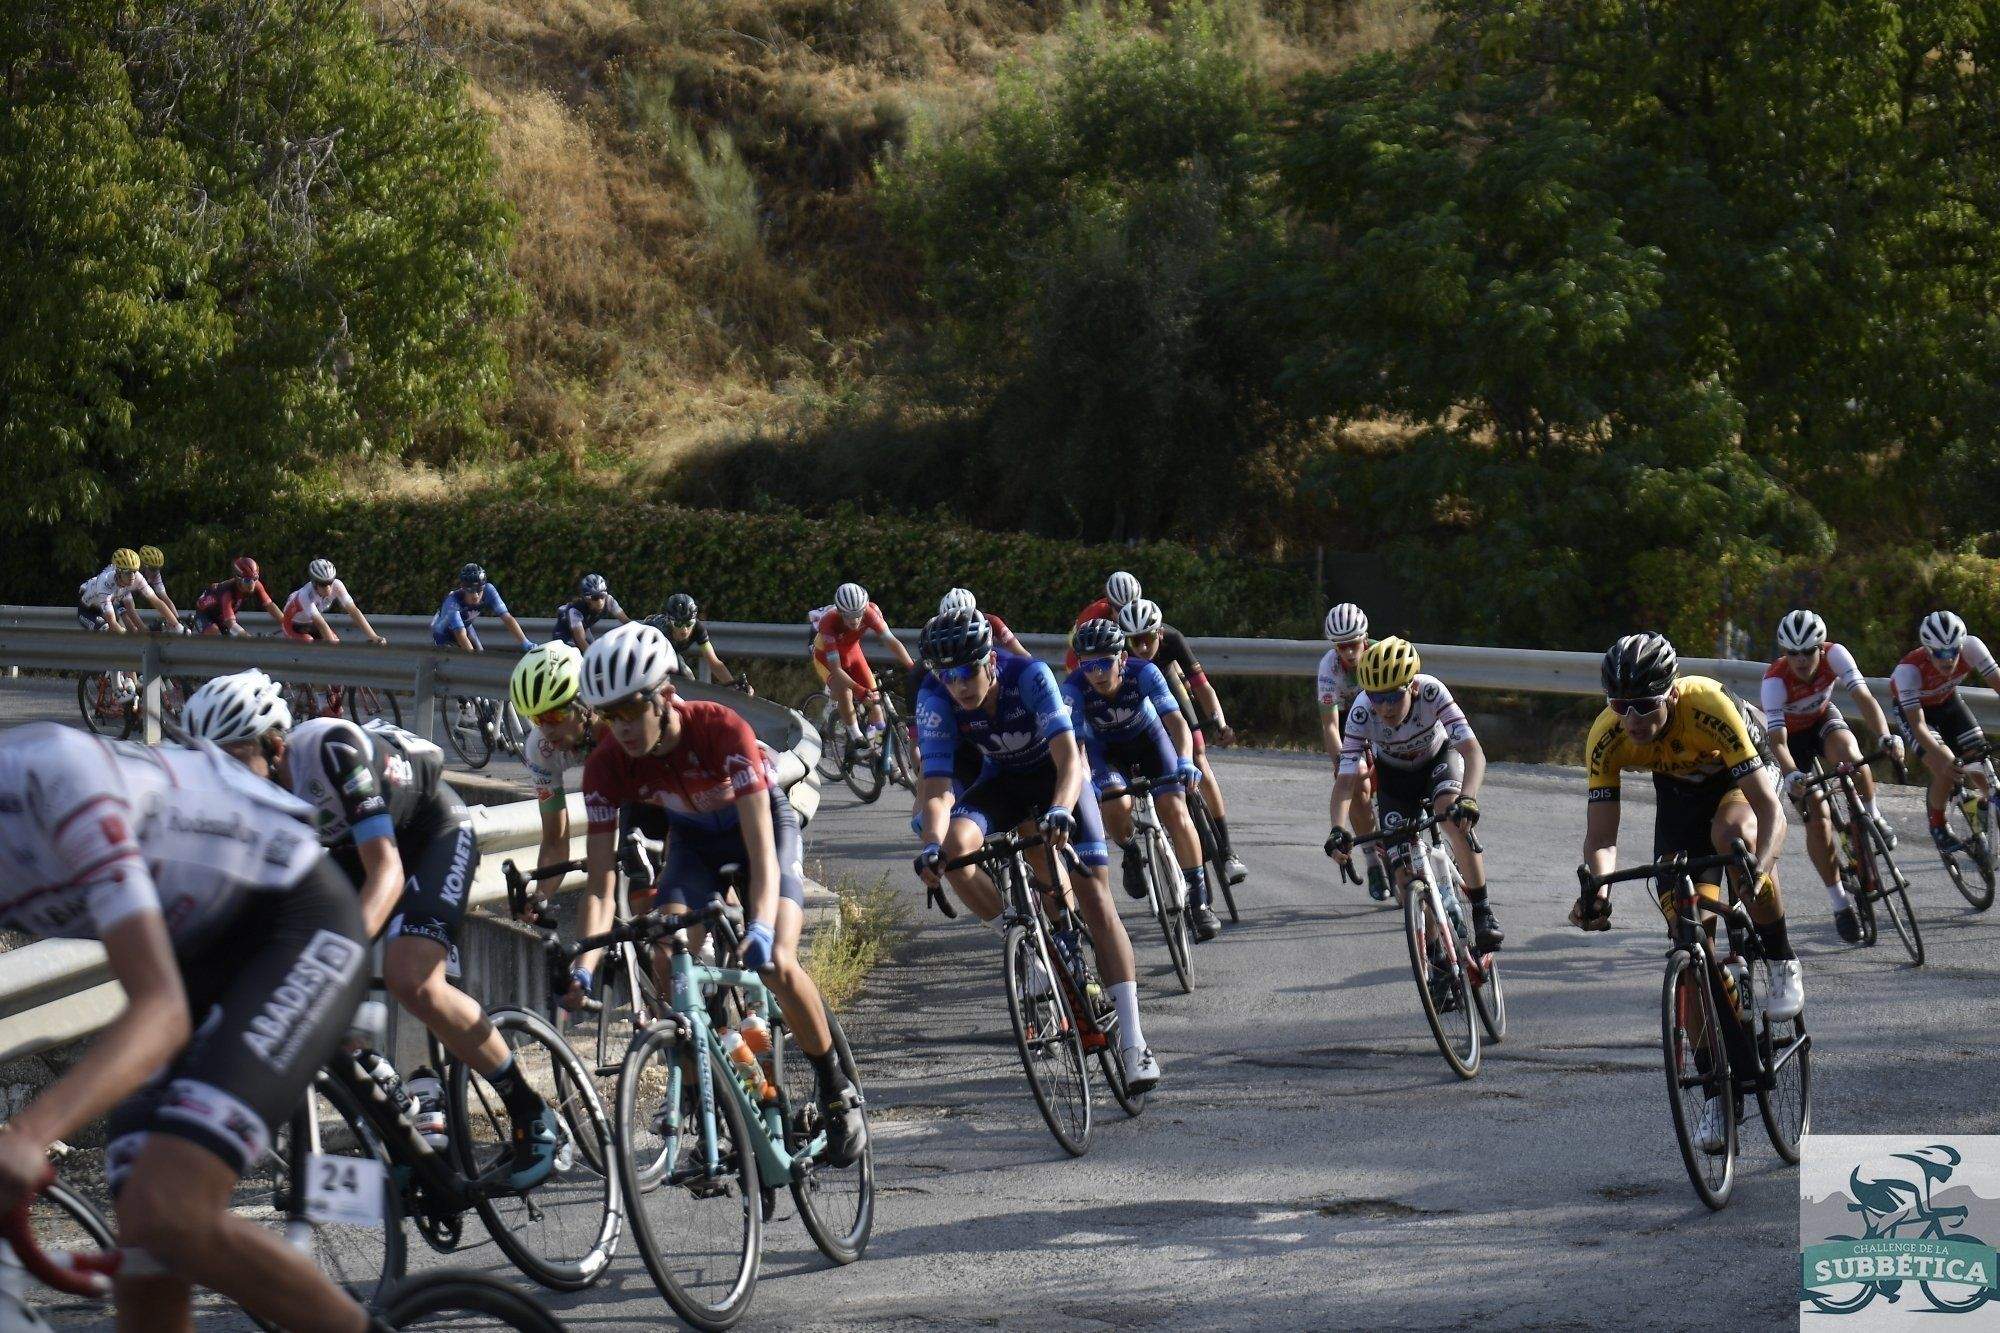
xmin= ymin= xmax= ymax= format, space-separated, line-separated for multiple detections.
xmin=1695 ymin=1096 xmax=1729 ymax=1155
xmin=1765 ymin=958 xmax=1805 ymax=1021
xmin=1120 ymin=1045 xmax=1161 ymax=1094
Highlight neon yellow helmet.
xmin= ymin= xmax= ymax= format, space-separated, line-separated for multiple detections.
xmin=1357 ymin=636 xmax=1421 ymax=693
xmin=110 ymin=548 xmax=141 ymax=573
xmin=511 ymin=641 xmax=583 ymax=719
xmin=137 ymin=545 xmax=164 ymax=569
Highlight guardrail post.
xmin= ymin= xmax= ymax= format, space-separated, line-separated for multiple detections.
xmin=413 ymin=655 xmax=438 ymax=741
xmin=140 ymin=638 xmax=163 ymax=746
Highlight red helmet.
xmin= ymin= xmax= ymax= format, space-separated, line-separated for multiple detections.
xmin=232 ymin=556 xmax=260 ymax=580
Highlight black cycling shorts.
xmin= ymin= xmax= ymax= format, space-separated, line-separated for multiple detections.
xmin=338 ymin=783 xmax=478 ymax=971
xmin=1894 ymin=695 xmax=1982 ymax=762
xmin=1373 ymin=748 xmax=1464 ymax=828
xmin=954 ymin=761 xmax=1110 ymax=868
xmin=1777 ymin=708 xmax=1850 ymax=773
xmin=624 ymin=793 xmax=809 ymax=914
xmin=107 ymin=862 xmax=368 ymax=1190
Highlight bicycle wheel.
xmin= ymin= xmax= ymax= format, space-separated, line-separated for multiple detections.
xmin=1756 ymin=1011 xmax=1811 ymax=1165
xmin=1857 ymin=817 xmax=1922 ymax=966
xmin=1003 ymin=922 xmax=1092 ymax=1156
xmin=377 ymin=1271 xmax=567 ymax=1330
xmin=1944 ymin=793 xmax=1995 ymax=910
xmin=843 ymin=734 xmax=885 ymax=804
xmin=1072 ymin=922 xmax=1145 ymax=1119
xmin=799 ymin=691 xmax=844 ymax=782
xmin=617 ymin=1023 xmax=762 ymax=1331
xmin=348 ymin=685 xmax=403 ymax=728
xmin=569 ymin=942 xmax=659 ymax=1178
xmin=1661 ymin=950 xmax=1734 ymax=1211
xmin=76 ymin=673 xmax=134 ymax=738
xmin=1146 ymin=831 xmax=1193 ymax=996
xmin=447 ymin=1008 xmax=621 ymax=1292
xmin=779 ymin=1005 xmax=875 ymax=1265
xmin=442 ymin=697 xmax=494 ymax=769
xmin=1469 ymin=941 xmax=1507 ymax=1044
xmin=1188 ymin=791 xmax=1237 ymax=922
xmin=884 ymin=711 xmax=917 ymax=792
xmin=24 ymin=1177 xmax=115 ymax=1323
xmin=1405 ymin=883 xmax=1478 ymax=1078
xmin=1921 ymin=1230 xmax=1996 ymax=1312
xmin=245 ymin=1075 xmax=406 ymax=1329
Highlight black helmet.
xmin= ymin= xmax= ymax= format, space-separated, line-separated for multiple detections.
xmin=577 ymin=572 xmax=608 ymax=598
xmin=664 ymin=592 xmax=697 ymax=625
xmin=457 ymin=562 xmax=486 ymax=588
xmin=1602 ymin=632 xmax=1678 ymax=699
xmin=921 ymin=609 xmax=993 ymax=670
xmin=1073 ymin=618 xmax=1124 ymax=658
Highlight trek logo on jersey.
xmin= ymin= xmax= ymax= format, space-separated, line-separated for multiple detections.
xmin=243 ymin=930 xmax=364 ymax=1068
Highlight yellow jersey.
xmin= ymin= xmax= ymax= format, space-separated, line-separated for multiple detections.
xmin=1585 ymin=675 xmax=1765 ymax=802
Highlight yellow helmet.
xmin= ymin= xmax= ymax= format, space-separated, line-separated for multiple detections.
xmin=512 ymin=641 xmax=584 ymax=719
xmin=1357 ymin=636 xmax=1421 ymax=693
xmin=110 ymin=548 xmax=141 ymax=573
xmin=138 ymin=545 xmax=164 ymax=569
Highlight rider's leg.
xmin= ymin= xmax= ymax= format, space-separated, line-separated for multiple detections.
xmin=1157 ymin=789 xmax=1202 ymax=871
xmin=383 ymin=935 xmax=510 ymax=1076
xmin=941 ymin=815 xmax=1005 ymax=920
xmin=1712 ymin=793 xmax=1792 ymax=949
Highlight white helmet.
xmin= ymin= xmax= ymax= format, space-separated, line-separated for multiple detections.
xmin=306 ymin=558 xmax=336 ymax=583
xmin=1920 ymin=611 xmax=1968 ymax=654
xmin=1105 ymin=571 xmax=1141 ymax=608
xmin=185 ymin=669 xmax=292 ymax=746
xmin=835 ymin=582 xmax=869 ymax=616
xmin=1116 ymin=597 xmax=1163 ymax=635
xmin=1324 ymin=603 xmax=1368 ymax=643
xmin=1775 ymin=609 xmax=1826 ymax=654
xmin=939 ymin=587 xmax=977 ymax=615
xmin=581 ymin=621 xmax=680 ymax=708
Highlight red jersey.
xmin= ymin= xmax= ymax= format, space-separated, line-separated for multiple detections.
xmin=1758 ymin=643 xmax=1864 ymax=733
xmin=1891 ymin=637 xmax=1998 ymax=711
xmin=582 ymin=700 xmax=775 ymax=836
xmin=809 ymin=602 xmax=887 ymax=664
xmin=195 ymin=578 xmax=277 ymax=628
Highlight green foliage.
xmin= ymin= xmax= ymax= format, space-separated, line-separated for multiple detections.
xmin=0 ymin=0 xmax=519 ymax=569
xmin=11 ymin=491 xmax=1318 ymax=636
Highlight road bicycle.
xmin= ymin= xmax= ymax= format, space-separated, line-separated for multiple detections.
xmin=75 ymin=670 xmax=191 ymax=739
xmin=442 ymin=694 xmax=519 ymax=769
xmin=1 ymin=1175 xmax=568 ymax=1330
xmin=244 ymin=997 xmax=622 ymax=1313
xmin=346 ymin=681 xmax=404 ymax=727
xmin=1933 ymin=737 xmax=1997 ymax=911
xmin=532 ymin=888 xmax=873 ymax=1330
xmin=1343 ymin=810 xmax=1503 ymax=1079
xmin=1578 ymin=843 xmax=1811 ymax=1210
xmin=942 ymin=830 xmax=1144 ymax=1158
xmin=1793 ymin=741 xmax=1920 ymax=964
xmin=798 ymin=672 xmax=912 ymax=803
xmin=1184 ymin=717 xmax=1239 ymax=922
xmin=1116 ymin=773 xmax=1193 ymax=995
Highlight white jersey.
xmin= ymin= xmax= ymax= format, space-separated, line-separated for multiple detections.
xmin=1316 ymin=648 xmax=1361 ymax=718
xmin=283 ymin=578 xmax=352 ymax=626
xmin=1338 ymin=674 xmax=1475 ymax=773
xmin=0 ymin=724 xmax=324 ymax=948
xmin=1759 ymin=642 xmax=1865 ymax=733
xmin=524 ymin=725 xmax=592 ymax=803
xmin=77 ymin=566 xmax=138 ymax=615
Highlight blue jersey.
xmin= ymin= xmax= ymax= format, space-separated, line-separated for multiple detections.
xmin=917 ymin=654 xmax=1073 ymax=777
xmin=1061 ymin=659 xmax=1179 ymax=747
xmin=430 ymin=584 xmax=509 ymax=639
xmin=554 ymin=593 xmax=624 ymax=640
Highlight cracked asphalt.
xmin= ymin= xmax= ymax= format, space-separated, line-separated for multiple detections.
xmin=9 ymin=679 xmax=1999 ymax=1328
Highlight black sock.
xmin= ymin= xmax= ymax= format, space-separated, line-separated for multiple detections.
xmin=1466 ymin=885 xmax=1488 ymax=904
xmin=1214 ymin=816 xmax=1234 ymax=857
xmin=1755 ymin=919 xmax=1795 ymax=962
xmin=808 ymin=1047 xmax=844 ymax=1094
xmin=489 ymin=1055 xmax=542 ymax=1120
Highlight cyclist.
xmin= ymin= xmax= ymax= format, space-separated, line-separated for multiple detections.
xmin=1889 ymin=611 xmax=2000 ymax=855
xmin=912 ymin=608 xmax=1162 ymax=1093
xmin=77 ymin=548 xmax=176 ymax=633
xmin=1118 ymin=597 xmax=1249 ymax=886
xmin=1063 ymin=618 xmax=1218 ymax=940
xmin=569 ymin=623 xmax=866 ymax=1164
xmin=0 ymin=722 xmax=374 ymax=1333
xmin=1575 ymin=633 xmax=1802 ymax=1152
xmin=1323 ymin=638 xmax=1502 ymax=955
xmin=553 ymin=573 xmax=630 ymax=649
xmin=941 ymin=587 xmax=1028 ymax=656
xmin=1761 ymin=609 xmax=1904 ymax=942
xmin=1064 ymin=570 xmax=1142 ymax=670
xmin=192 ymin=556 xmax=286 ymax=636
xmin=429 ymin=562 xmax=531 ymax=652
xmin=809 ymin=581 xmax=914 ymax=753
xmin=647 ymin=592 xmax=749 ymax=690
xmin=1318 ymin=603 xmax=1389 ymax=901
xmin=186 ymin=670 xmax=559 ymax=1187
xmin=281 ymin=558 xmax=388 ymax=647
xmin=512 ymin=642 xmax=599 ymax=889
xmin=136 ymin=545 xmax=181 ymax=627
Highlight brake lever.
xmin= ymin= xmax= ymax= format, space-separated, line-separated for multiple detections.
xmin=1337 ymin=859 xmax=1360 ymax=886
xmin=925 ymin=882 xmax=959 ymax=918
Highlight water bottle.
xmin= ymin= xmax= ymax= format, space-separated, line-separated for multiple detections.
xmin=356 ymin=1049 xmax=417 ymax=1121
xmin=721 ymin=1030 xmax=775 ymax=1102
xmin=1720 ymin=958 xmax=1750 ymax=1022
xmin=740 ymin=1014 xmax=777 ymax=1089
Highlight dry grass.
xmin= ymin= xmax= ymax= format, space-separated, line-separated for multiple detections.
xmin=803 ymin=871 xmax=910 ymax=1010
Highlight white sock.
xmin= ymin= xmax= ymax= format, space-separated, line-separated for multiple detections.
xmin=1110 ymin=980 xmax=1145 ymax=1052
xmin=1865 ymin=798 xmax=1884 ymax=820
xmin=1825 ymin=880 xmax=1853 ymax=912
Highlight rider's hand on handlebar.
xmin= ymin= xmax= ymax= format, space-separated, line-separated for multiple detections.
xmin=1040 ymin=806 xmax=1075 ymax=850
xmin=1324 ymin=826 xmax=1353 ymax=861
xmin=1448 ymin=795 xmax=1480 ymax=827
xmin=1570 ymin=887 xmax=1612 ymax=931
xmin=1174 ymin=758 xmax=1202 ymax=788
xmin=914 ymin=844 xmax=942 ymax=885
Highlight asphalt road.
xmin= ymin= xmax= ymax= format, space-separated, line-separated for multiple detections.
xmin=8 ymin=679 xmax=2000 ymax=1328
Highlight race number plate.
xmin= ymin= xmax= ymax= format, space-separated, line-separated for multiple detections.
xmin=304 ymin=1152 xmax=387 ymax=1228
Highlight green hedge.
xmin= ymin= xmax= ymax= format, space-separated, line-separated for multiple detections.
xmin=23 ymin=493 xmax=1320 ymax=637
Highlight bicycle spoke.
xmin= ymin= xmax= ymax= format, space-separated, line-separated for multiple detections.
xmin=1662 ymin=952 xmax=1733 ymax=1210
xmin=1004 ymin=924 xmax=1091 ymax=1156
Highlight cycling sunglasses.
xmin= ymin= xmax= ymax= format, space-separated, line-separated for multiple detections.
xmin=1364 ymin=688 xmax=1407 ymax=705
xmin=935 ymin=660 xmax=986 ymax=685
xmin=1930 ymin=647 xmax=1961 ymax=663
xmin=597 ymin=694 xmax=654 ymax=722
xmin=1606 ymin=694 xmax=1668 ymax=716
xmin=1079 ymin=657 xmax=1120 ymax=675
xmin=530 ymin=703 xmax=577 ymax=728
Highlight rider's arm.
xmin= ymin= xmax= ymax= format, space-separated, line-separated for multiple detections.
xmin=310 ymin=604 xmax=339 ymax=643
xmin=1319 ymin=703 xmax=1343 ymax=765
xmin=567 ymin=615 xmax=589 ymax=650
xmin=352 ymin=834 xmax=405 ymax=939
xmin=1434 ymin=683 xmax=1483 ymax=798
xmin=819 ymin=639 xmax=860 ymax=694
xmin=1581 ymin=799 xmax=1620 ymax=882
xmin=869 ymin=606 xmax=914 ymax=671
xmin=1332 ymin=698 xmax=1369 ymax=824
xmin=574 ymin=823 xmax=619 ymax=983
xmin=501 ymin=612 xmax=530 ymax=648
xmin=702 ymin=642 xmax=737 ymax=685
xmin=1738 ymin=762 xmax=1786 ymax=878
xmin=918 ymin=776 xmax=954 ymax=847
xmin=258 ymin=583 xmax=287 ymax=631
xmin=1847 ymin=682 xmax=1894 ymax=746
xmin=1164 ymin=708 xmax=1193 ymax=760
xmin=1454 ymin=732 xmax=1487 ymax=800
xmin=915 ymin=681 xmax=961 ymax=846
xmin=1329 ymin=769 xmax=1359 ymax=831
xmin=117 ymin=604 xmax=149 ymax=634
xmin=1048 ymin=729 xmax=1086 ymax=813
xmin=135 ymin=581 xmax=173 ymax=621
xmin=734 ymin=790 xmax=783 ymax=930
xmin=342 ymin=595 xmax=386 ymax=644
xmin=1581 ymin=713 xmax=1623 ymax=884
